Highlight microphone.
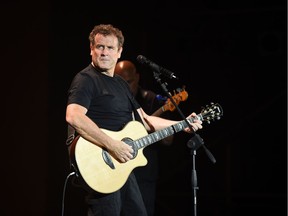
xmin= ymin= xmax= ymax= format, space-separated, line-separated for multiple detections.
xmin=137 ymin=55 xmax=178 ymax=79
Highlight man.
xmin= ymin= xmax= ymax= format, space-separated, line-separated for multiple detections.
xmin=66 ymin=24 xmax=203 ymax=216
xmin=115 ymin=60 xmax=174 ymax=216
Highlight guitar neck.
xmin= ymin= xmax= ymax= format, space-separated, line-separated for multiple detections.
xmin=133 ymin=115 xmax=201 ymax=150
xmin=151 ymin=106 xmax=165 ymax=117
xmin=151 ymin=89 xmax=188 ymax=117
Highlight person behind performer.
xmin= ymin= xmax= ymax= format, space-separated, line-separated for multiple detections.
xmin=65 ymin=24 xmax=203 ymax=216
xmin=115 ymin=60 xmax=174 ymax=216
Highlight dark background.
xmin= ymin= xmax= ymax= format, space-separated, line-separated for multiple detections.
xmin=2 ymin=0 xmax=286 ymax=216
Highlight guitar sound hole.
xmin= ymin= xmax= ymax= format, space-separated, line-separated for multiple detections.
xmin=122 ymin=137 xmax=137 ymax=159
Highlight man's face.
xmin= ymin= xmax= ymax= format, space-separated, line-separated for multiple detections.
xmin=90 ymin=33 xmax=122 ymax=73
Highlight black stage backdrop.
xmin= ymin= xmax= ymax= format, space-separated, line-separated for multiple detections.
xmin=2 ymin=1 xmax=286 ymax=216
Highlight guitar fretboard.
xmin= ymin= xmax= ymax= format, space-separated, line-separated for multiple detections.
xmin=133 ymin=116 xmax=201 ymax=149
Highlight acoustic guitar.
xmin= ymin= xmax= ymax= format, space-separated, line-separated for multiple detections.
xmin=69 ymin=102 xmax=223 ymax=194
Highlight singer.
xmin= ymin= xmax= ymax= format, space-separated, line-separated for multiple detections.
xmin=65 ymin=23 xmax=203 ymax=216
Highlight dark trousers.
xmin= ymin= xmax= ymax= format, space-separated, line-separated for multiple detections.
xmin=86 ymin=172 xmax=148 ymax=216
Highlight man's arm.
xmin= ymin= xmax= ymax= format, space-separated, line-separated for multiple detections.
xmin=66 ymin=103 xmax=134 ymax=163
xmin=136 ymin=107 xmax=203 ymax=134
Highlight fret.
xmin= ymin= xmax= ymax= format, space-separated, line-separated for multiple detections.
xmin=146 ymin=134 xmax=153 ymax=144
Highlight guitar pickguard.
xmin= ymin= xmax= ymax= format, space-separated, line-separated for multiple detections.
xmin=102 ymin=149 xmax=115 ymax=169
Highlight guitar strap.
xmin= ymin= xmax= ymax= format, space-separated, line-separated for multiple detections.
xmin=66 ymin=125 xmax=76 ymax=174
xmin=66 ymin=125 xmax=76 ymax=147
xmin=116 ymin=75 xmax=144 ymax=125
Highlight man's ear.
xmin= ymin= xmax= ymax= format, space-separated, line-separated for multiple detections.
xmin=118 ymin=47 xmax=123 ymax=58
xmin=90 ymin=44 xmax=93 ymax=55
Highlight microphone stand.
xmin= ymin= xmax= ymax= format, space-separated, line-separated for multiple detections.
xmin=152 ymin=71 xmax=216 ymax=216
xmin=186 ymin=134 xmax=216 ymax=216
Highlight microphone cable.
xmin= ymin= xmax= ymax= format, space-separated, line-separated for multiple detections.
xmin=61 ymin=171 xmax=76 ymax=216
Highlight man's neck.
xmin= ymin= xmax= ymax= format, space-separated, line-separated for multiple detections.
xmin=91 ymin=62 xmax=113 ymax=77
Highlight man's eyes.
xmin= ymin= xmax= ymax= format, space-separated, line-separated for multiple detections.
xmin=96 ymin=45 xmax=115 ymax=50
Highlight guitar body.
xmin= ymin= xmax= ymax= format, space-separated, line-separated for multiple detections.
xmin=70 ymin=121 xmax=149 ymax=194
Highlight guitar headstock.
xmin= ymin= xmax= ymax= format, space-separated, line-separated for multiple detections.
xmin=200 ymin=102 xmax=223 ymax=124
xmin=164 ymin=88 xmax=188 ymax=112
